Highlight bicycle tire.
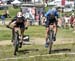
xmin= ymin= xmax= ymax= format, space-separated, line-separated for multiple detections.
xmin=48 ymin=30 xmax=54 ymax=54
xmin=14 ymin=31 xmax=19 ymax=55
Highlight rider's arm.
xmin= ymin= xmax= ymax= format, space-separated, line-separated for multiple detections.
xmin=8 ymin=19 xmax=14 ymax=26
xmin=45 ymin=9 xmax=51 ymax=17
xmin=8 ymin=17 xmax=17 ymax=26
xmin=22 ymin=16 xmax=27 ymax=27
xmin=24 ymin=19 xmax=27 ymax=27
xmin=24 ymin=19 xmax=28 ymax=29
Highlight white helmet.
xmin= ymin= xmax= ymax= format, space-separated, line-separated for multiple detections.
xmin=17 ymin=12 xmax=22 ymax=17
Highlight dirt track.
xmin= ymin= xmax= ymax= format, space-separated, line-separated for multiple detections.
xmin=0 ymin=38 xmax=75 ymax=45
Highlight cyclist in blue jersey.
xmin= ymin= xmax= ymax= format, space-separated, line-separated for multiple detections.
xmin=45 ymin=8 xmax=59 ymax=47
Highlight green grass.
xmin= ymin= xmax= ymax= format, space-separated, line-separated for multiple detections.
xmin=57 ymin=28 xmax=75 ymax=38
xmin=0 ymin=43 xmax=75 ymax=61
xmin=9 ymin=7 xmax=20 ymax=17
xmin=25 ymin=25 xmax=46 ymax=38
xmin=0 ymin=6 xmax=20 ymax=20
xmin=0 ymin=25 xmax=75 ymax=60
xmin=0 ymin=25 xmax=75 ymax=40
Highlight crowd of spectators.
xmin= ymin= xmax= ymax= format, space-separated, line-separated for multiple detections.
xmin=57 ymin=13 xmax=75 ymax=32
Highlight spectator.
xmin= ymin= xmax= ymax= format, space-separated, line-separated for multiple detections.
xmin=1 ymin=10 xmax=11 ymax=25
xmin=1 ymin=14 xmax=5 ymax=25
xmin=57 ymin=18 xmax=62 ymax=28
xmin=72 ymin=16 xmax=75 ymax=32
xmin=70 ymin=13 xmax=75 ymax=28
xmin=63 ymin=14 xmax=70 ymax=29
xmin=2 ymin=10 xmax=11 ymax=18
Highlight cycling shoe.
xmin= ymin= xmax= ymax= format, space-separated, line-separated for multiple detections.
xmin=45 ymin=42 xmax=49 ymax=48
xmin=53 ymin=36 xmax=56 ymax=41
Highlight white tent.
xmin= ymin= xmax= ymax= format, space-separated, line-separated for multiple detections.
xmin=11 ymin=0 xmax=22 ymax=4
xmin=47 ymin=1 xmax=55 ymax=6
xmin=48 ymin=0 xmax=74 ymax=7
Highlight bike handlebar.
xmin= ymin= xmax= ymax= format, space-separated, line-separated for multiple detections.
xmin=6 ymin=25 xmax=28 ymax=30
xmin=6 ymin=25 xmax=13 ymax=29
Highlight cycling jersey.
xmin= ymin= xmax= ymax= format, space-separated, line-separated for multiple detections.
xmin=11 ymin=16 xmax=26 ymax=28
xmin=45 ymin=9 xmax=59 ymax=18
xmin=45 ymin=9 xmax=58 ymax=27
xmin=45 ymin=14 xmax=57 ymax=27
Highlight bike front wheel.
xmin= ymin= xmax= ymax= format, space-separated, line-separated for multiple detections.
xmin=14 ymin=31 xmax=19 ymax=55
xmin=48 ymin=30 xmax=54 ymax=54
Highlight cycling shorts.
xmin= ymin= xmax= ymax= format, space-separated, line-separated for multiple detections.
xmin=45 ymin=20 xmax=57 ymax=27
xmin=12 ymin=21 xmax=25 ymax=29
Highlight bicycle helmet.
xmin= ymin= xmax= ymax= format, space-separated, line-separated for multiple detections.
xmin=17 ymin=12 xmax=23 ymax=18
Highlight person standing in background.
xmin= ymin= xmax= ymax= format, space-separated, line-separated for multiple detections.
xmin=1 ymin=10 xmax=11 ymax=25
xmin=1 ymin=14 xmax=5 ymax=25
xmin=70 ymin=13 xmax=75 ymax=28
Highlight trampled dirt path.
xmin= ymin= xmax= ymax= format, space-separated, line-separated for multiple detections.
xmin=0 ymin=40 xmax=12 ymax=45
xmin=0 ymin=52 xmax=75 ymax=60
xmin=0 ymin=38 xmax=75 ymax=45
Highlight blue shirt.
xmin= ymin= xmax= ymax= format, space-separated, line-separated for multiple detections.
xmin=45 ymin=9 xmax=59 ymax=18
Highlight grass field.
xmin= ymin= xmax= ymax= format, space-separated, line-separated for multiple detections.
xmin=0 ymin=25 xmax=75 ymax=61
xmin=0 ymin=25 xmax=75 ymax=40
xmin=0 ymin=43 xmax=75 ymax=61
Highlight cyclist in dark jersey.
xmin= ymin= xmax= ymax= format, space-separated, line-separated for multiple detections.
xmin=7 ymin=12 xmax=27 ymax=47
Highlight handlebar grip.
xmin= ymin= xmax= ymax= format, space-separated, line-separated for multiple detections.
xmin=25 ymin=27 xmax=28 ymax=30
xmin=6 ymin=25 xmax=12 ymax=29
xmin=6 ymin=25 xmax=10 ymax=28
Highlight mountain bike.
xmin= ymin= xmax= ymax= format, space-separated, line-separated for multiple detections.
xmin=6 ymin=25 xmax=29 ymax=55
xmin=6 ymin=26 xmax=20 ymax=55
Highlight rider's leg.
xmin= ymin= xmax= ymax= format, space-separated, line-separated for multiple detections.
xmin=20 ymin=29 xmax=25 ymax=42
xmin=53 ymin=23 xmax=57 ymax=41
xmin=45 ymin=20 xmax=50 ymax=43
xmin=19 ymin=28 xmax=25 ymax=48
xmin=45 ymin=20 xmax=50 ymax=47
xmin=18 ymin=28 xmax=22 ymax=41
xmin=45 ymin=27 xmax=49 ymax=47
xmin=46 ymin=27 xmax=49 ymax=42
xmin=12 ymin=28 xmax=15 ymax=42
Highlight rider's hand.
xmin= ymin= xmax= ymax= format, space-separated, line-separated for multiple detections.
xmin=43 ymin=17 xmax=46 ymax=23
xmin=6 ymin=25 xmax=13 ymax=29
xmin=6 ymin=25 xmax=9 ymax=28
xmin=25 ymin=27 xmax=28 ymax=30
